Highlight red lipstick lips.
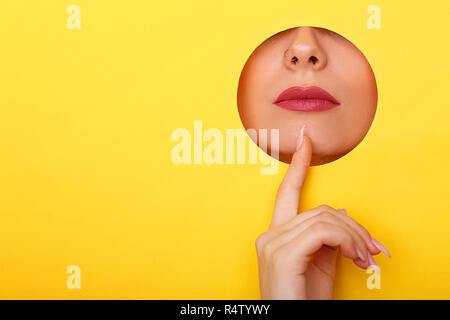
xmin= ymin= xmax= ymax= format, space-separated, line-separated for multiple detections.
xmin=274 ymin=86 xmax=340 ymax=112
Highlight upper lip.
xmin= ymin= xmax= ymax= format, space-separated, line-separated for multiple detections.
xmin=274 ymin=86 xmax=340 ymax=111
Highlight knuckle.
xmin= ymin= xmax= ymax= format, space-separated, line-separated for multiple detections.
xmin=360 ymin=228 xmax=371 ymax=240
xmin=345 ymin=234 xmax=355 ymax=247
xmin=255 ymin=233 xmax=268 ymax=253
xmin=318 ymin=211 xmax=334 ymax=220
xmin=311 ymin=221 xmax=328 ymax=233
xmin=342 ymin=229 xmax=354 ymax=243
xmin=262 ymin=240 xmax=276 ymax=259
xmin=350 ymin=219 xmax=371 ymax=239
xmin=271 ymin=247 xmax=288 ymax=269
xmin=358 ymin=223 xmax=371 ymax=238
xmin=317 ymin=204 xmax=332 ymax=211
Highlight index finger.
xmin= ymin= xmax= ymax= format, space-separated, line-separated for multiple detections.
xmin=270 ymin=126 xmax=312 ymax=228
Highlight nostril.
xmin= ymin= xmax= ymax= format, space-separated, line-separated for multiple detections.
xmin=291 ymin=56 xmax=299 ymax=64
xmin=309 ymin=56 xmax=318 ymax=64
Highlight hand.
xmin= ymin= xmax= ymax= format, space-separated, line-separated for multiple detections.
xmin=255 ymin=127 xmax=391 ymax=299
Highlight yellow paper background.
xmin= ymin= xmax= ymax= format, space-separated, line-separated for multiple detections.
xmin=0 ymin=0 xmax=449 ymax=299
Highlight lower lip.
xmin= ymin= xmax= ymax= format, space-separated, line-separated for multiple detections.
xmin=274 ymin=99 xmax=339 ymax=112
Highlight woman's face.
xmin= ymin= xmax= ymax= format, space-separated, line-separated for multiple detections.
xmin=237 ymin=26 xmax=377 ymax=165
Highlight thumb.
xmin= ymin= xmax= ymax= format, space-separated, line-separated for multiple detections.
xmin=271 ymin=125 xmax=312 ymax=228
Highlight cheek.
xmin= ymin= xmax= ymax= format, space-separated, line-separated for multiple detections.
xmin=337 ymin=60 xmax=378 ymax=149
xmin=237 ymin=52 xmax=283 ymax=129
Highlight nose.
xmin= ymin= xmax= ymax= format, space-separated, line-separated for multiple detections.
xmin=283 ymin=27 xmax=327 ymax=71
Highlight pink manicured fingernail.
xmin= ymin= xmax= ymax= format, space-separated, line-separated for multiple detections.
xmin=367 ymin=254 xmax=380 ymax=274
xmin=371 ymin=237 xmax=391 ymax=258
xmin=368 ymin=254 xmax=377 ymax=266
xmin=356 ymin=247 xmax=366 ymax=262
xmin=296 ymin=124 xmax=306 ymax=151
xmin=338 ymin=208 xmax=348 ymax=215
xmin=367 ymin=254 xmax=381 ymax=274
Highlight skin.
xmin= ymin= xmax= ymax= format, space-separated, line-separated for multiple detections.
xmin=237 ymin=26 xmax=378 ymax=165
xmin=255 ymin=132 xmax=384 ymax=299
